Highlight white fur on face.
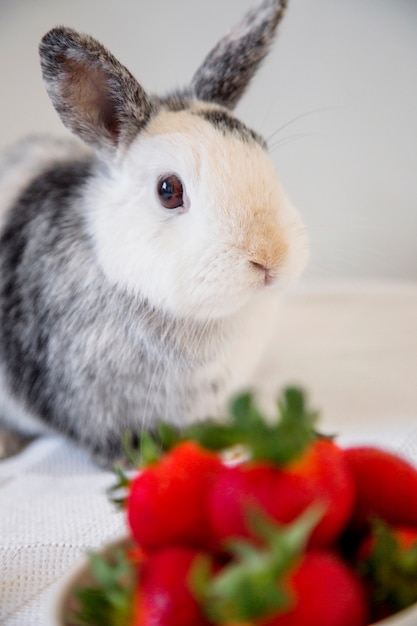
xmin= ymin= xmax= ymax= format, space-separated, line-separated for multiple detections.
xmin=86 ymin=109 xmax=308 ymax=320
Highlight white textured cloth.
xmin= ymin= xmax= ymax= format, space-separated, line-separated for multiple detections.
xmin=0 ymin=438 xmax=126 ymax=625
xmin=1 ymin=280 xmax=417 ymax=625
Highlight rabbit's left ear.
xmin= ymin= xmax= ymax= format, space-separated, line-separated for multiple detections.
xmin=190 ymin=0 xmax=287 ymax=110
xmin=39 ymin=27 xmax=154 ymax=154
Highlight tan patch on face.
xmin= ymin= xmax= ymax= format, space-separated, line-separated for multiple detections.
xmin=144 ymin=107 xmax=214 ymax=138
xmin=243 ymin=218 xmax=289 ymax=271
xmin=145 ymin=108 xmax=290 ymax=272
xmin=206 ymin=135 xmax=291 ymax=273
xmin=144 ymin=109 xmax=208 ymax=176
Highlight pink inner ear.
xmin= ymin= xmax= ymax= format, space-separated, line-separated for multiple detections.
xmin=62 ymin=56 xmax=121 ymax=140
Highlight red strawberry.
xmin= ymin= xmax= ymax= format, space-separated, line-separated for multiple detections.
xmin=130 ymin=546 xmax=211 ymax=626
xmin=208 ymin=462 xmax=318 ymax=547
xmin=288 ymin=439 xmax=355 ymax=546
xmin=199 ymin=509 xmax=367 ymax=626
xmin=208 ymin=440 xmax=354 ymax=549
xmin=343 ymin=446 xmax=417 ymax=527
xmin=127 ymin=441 xmax=223 ymax=550
xmin=199 ymin=506 xmax=325 ymax=625
xmin=260 ymin=551 xmax=368 ymax=626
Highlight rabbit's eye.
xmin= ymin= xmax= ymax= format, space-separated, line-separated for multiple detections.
xmin=157 ymin=174 xmax=184 ymax=209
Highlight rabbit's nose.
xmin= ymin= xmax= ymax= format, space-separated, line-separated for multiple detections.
xmin=250 ymin=261 xmax=276 ymax=286
xmin=247 ymin=235 xmax=288 ymax=279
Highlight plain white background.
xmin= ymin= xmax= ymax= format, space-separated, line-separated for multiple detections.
xmin=0 ymin=0 xmax=416 ymax=282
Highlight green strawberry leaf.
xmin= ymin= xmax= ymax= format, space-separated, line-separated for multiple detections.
xmin=107 ymin=467 xmax=131 ymax=509
xmin=191 ymin=505 xmax=323 ymax=623
xmin=71 ymin=548 xmax=135 ymax=626
xmin=360 ymin=519 xmax=417 ymax=614
xmin=115 ymin=387 xmax=320 ymax=469
xmin=182 ymin=387 xmax=319 ymax=466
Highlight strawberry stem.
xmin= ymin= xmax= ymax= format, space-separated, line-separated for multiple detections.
xmin=182 ymin=387 xmax=318 ymax=466
xmin=72 ymin=548 xmax=135 ymax=626
xmin=107 ymin=467 xmax=131 ymax=509
xmin=359 ymin=519 xmax=417 ymax=616
xmin=117 ymin=387 xmax=319 ymax=469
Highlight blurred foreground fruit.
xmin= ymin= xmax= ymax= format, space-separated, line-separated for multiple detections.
xmin=127 ymin=441 xmax=222 ymax=550
xmin=287 ymin=439 xmax=355 ymax=546
xmin=130 ymin=547 xmax=211 ymax=626
xmin=73 ymin=388 xmax=417 ymax=626
xmin=260 ymin=551 xmax=368 ymax=626
xmin=343 ymin=446 xmax=417 ymax=527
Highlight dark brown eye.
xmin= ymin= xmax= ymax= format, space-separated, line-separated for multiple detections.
xmin=157 ymin=174 xmax=184 ymax=209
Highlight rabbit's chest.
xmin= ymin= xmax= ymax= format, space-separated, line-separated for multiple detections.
xmin=186 ymin=293 xmax=282 ymax=422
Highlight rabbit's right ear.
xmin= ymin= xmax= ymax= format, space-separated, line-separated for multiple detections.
xmin=39 ymin=27 xmax=154 ymax=155
xmin=190 ymin=0 xmax=287 ymax=110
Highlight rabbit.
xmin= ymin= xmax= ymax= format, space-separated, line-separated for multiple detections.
xmin=0 ymin=0 xmax=308 ymax=466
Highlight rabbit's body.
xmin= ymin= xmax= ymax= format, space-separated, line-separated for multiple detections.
xmin=0 ymin=0 xmax=308 ymax=464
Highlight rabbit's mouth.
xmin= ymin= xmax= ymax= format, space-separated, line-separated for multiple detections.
xmin=264 ymin=272 xmax=277 ymax=287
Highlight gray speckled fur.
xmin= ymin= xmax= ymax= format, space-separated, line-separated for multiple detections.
xmin=39 ymin=28 xmax=155 ymax=152
xmin=191 ymin=0 xmax=287 ymax=109
xmin=0 ymin=0 xmax=289 ymax=464
xmin=0 ymin=155 xmax=227 ymax=462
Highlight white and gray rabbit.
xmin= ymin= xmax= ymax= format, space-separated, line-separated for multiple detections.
xmin=0 ymin=0 xmax=308 ymax=465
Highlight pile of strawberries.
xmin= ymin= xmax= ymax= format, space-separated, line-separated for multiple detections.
xmin=74 ymin=389 xmax=417 ymax=626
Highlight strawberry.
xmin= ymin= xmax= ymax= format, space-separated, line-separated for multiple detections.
xmin=127 ymin=441 xmax=223 ymax=550
xmin=343 ymin=446 xmax=417 ymax=527
xmin=208 ymin=440 xmax=354 ymax=549
xmin=130 ymin=546 xmax=211 ymax=626
xmin=288 ymin=439 xmax=355 ymax=546
xmin=197 ymin=506 xmax=323 ymax=625
xmin=260 ymin=551 xmax=368 ymax=626
xmin=207 ymin=462 xmax=318 ymax=547
xmin=197 ymin=507 xmax=367 ymax=626
xmin=180 ymin=389 xmax=352 ymax=547
xmin=126 ymin=389 xmax=322 ymax=553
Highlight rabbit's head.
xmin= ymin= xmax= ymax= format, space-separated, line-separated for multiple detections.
xmin=39 ymin=0 xmax=308 ymax=320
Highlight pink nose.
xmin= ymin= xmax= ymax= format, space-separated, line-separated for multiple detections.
xmin=251 ymin=261 xmax=275 ymax=286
